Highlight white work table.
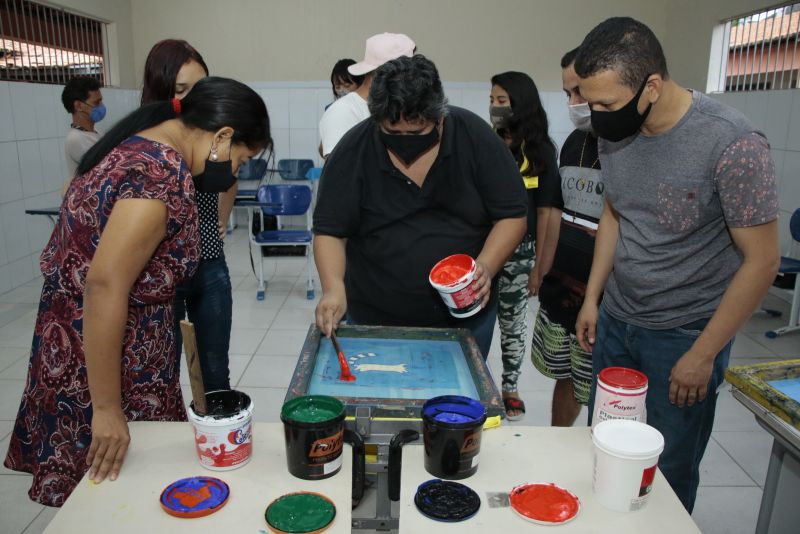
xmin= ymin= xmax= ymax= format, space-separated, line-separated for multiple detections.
xmin=398 ymin=426 xmax=701 ymax=533
xmin=43 ymin=421 xmax=353 ymax=533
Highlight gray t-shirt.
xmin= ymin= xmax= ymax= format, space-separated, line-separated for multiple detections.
xmin=64 ymin=127 xmax=100 ymax=177
xmin=600 ymin=90 xmax=779 ymax=329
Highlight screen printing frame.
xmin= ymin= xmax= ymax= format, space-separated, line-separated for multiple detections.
xmin=285 ymin=324 xmax=504 ymax=420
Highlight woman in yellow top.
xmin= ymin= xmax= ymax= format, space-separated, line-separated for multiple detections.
xmin=489 ymin=71 xmax=564 ymax=420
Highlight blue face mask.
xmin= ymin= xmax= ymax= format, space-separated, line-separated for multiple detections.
xmin=86 ymin=102 xmax=106 ymax=123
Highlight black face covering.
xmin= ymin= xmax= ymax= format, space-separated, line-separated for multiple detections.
xmin=193 ymin=155 xmax=237 ymax=193
xmin=590 ymin=76 xmax=653 ymax=142
xmin=379 ymin=126 xmax=440 ymax=165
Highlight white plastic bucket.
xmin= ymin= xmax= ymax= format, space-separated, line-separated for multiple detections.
xmin=591 ymin=367 xmax=648 ymax=430
xmin=592 ymin=420 xmax=664 ymax=512
xmin=188 ymin=390 xmax=254 ymax=471
xmin=429 ymin=254 xmax=482 ymax=319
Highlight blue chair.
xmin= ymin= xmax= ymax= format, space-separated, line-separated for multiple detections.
xmin=766 ymin=208 xmax=800 ymax=338
xmin=246 ymin=184 xmax=315 ymax=301
xmin=278 ymin=159 xmax=315 ymax=181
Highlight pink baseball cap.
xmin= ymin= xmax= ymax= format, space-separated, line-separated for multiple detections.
xmin=348 ymin=33 xmax=416 ymax=76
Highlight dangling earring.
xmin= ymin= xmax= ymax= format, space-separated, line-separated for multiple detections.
xmin=210 ymin=145 xmax=219 ymax=161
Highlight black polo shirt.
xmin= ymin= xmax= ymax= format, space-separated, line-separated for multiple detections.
xmin=314 ymin=106 xmax=527 ymax=327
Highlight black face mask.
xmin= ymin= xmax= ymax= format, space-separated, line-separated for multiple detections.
xmin=590 ymin=76 xmax=653 ymax=142
xmin=193 ymin=158 xmax=237 ymax=193
xmin=379 ymin=126 xmax=440 ymax=165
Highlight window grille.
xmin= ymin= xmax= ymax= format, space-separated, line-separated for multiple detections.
xmin=0 ymin=0 xmax=107 ymax=85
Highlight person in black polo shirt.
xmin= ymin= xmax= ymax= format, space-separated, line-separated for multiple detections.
xmin=313 ymin=55 xmax=528 ymax=358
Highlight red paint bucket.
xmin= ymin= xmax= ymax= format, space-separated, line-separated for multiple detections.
xmin=429 ymin=254 xmax=482 ymax=319
xmin=591 ymin=367 xmax=648 ymax=430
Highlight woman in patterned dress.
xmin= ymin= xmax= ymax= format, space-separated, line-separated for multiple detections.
xmin=3 ymin=76 xmax=272 ymax=507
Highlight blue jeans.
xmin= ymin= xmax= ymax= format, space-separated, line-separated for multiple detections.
xmin=174 ymin=256 xmax=233 ymax=392
xmin=587 ymin=305 xmax=732 ymax=513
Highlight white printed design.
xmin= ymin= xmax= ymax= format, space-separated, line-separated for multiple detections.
xmin=348 ymin=352 xmax=408 ymax=374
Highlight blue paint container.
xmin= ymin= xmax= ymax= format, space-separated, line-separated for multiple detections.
xmin=422 ymin=395 xmax=487 ymax=479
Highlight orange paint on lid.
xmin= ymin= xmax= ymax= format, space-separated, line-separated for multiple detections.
xmin=509 ymin=483 xmax=580 ymax=524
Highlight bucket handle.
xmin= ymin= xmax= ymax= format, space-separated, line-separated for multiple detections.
xmin=344 ymin=429 xmax=366 ymax=509
xmin=388 ymin=429 xmax=420 ymax=501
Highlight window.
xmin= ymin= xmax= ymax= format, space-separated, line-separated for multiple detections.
xmin=709 ymin=3 xmax=800 ymax=92
xmin=0 ymin=0 xmax=108 ymax=85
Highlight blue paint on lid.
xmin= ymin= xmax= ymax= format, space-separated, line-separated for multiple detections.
xmin=160 ymin=476 xmax=230 ymax=518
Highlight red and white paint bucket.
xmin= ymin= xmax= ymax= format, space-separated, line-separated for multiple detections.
xmin=429 ymin=254 xmax=482 ymax=319
xmin=591 ymin=367 xmax=648 ymax=430
xmin=188 ymin=390 xmax=254 ymax=471
xmin=592 ymin=420 xmax=664 ymax=512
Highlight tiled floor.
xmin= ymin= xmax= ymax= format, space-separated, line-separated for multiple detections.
xmin=0 ymin=227 xmax=797 ymax=533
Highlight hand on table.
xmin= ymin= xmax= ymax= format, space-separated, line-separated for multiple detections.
xmin=575 ymin=301 xmax=598 ymax=352
xmin=472 ymin=261 xmax=492 ymax=308
xmin=87 ymin=407 xmax=130 ymax=483
xmin=316 ymin=287 xmax=347 ymax=337
xmin=669 ymin=349 xmax=715 ymax=407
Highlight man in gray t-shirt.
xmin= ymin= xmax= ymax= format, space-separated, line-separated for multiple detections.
xmin=574 ymin=18 xmax=779 ymax=512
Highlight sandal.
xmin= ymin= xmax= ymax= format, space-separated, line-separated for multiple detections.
xmin=503 ymin=396 xmax=526 ymax=421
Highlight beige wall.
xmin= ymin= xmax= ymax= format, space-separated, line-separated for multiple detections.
xmin=44 ymin=0 xmax=136 ymax=88
xmin=127 ymin=0 xmax=669 ymax=91
xmin=664 ymin=0 xmax=781 ymax=90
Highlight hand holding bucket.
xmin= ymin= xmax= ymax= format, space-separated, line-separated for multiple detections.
xmin=429 ymin=254 xmax=491 ymax=319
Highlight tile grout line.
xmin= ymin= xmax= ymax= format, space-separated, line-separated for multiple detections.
xmin=711 ymin=434 xmax=767 ymax=487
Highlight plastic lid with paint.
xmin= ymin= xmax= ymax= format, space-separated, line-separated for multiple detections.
xmin=280 ymin=395 xmax=345 ymax=426
xmin=598 ymin=367 xmax=648 ymax=390
xmin=592 ymin=420 xmax=665 ymax=459
xmin=159 ymin=476 xmax=230 ymax=518
xmin=265 ymin=492 xmax=336 ymax=533
xmin=414 ymin=479 xmax=481 ymax=522
xmin=509 ymin=482 xmax=580 ymax=525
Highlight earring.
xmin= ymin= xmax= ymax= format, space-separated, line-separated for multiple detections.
xmin=210 ymin=146 xmax=218 ymax=162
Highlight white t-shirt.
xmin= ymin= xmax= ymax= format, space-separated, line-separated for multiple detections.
xmin=64 ymin=128 xmax=101 ymax=177
xmin=318 ymin=92 xmax=370 ymax=156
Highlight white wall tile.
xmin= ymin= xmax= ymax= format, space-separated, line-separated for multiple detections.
xmin=315 ymin=88 xmax=334 ymax=124
xmin=289 ymin=129 xmax=321 ymax=164
xmin=29 ymin=252 xmax=43 ymax=284
xmin=258 ymin=89 xmax=290 ymax=129
xmin=9 ymin=82 xmax=38 ymax=141
xmin=33 ymin=84 xmax=59 ymax=140
xmin=786 ymin=91 xmax=800 ymax=152
xmin=744 ymin=91 xmax=769 ymax=133
xmin=0 ymin=200 xmax=31 ymax=261
xmin=771 ymin=149 xmax=785 ymax=196
xmin=0 ymin=142 xmax=23 ymax=204
xmin=460 ymin=88 xmax=490 ymax=123
xmin=444 ymin=88 xmax=462 ymax=108
xmin=778 ymin=208 xmax=792 ymax=255
xmin=7 ymin=255 xmax=33 ymax=288
xmin=0 ymin=82 xmax=15 ymax=143
xmin=726 ymin=92 xmax=748 ymax=116
xmin=762 ymin=90 xmax=792 ymax=151
xmin=18 ymin=140 xmax=44 ymax=198
xmin=288 ymin=89 xmax=320 ymax=129
xmin=38 ymin=138 xmax=64 ymax=194
xmin=0 ymin=217 xmax=7 ymax=266
xmin=0 ymin=263 xmax=12 ymax=294
xmin=544 ymin=91 xmax=573 ymax=135
xmin=54 ymin=85 xmax=71 ymax=138
xmin=24 ymin=195 xmax=56 ymax=254
xmin=779 ymin=150 xmax=800 ymax=213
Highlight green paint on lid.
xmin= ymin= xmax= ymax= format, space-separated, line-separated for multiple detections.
xmin=265 ymin=492 xmax=335 ymax=533
xmin=281 ymin=395 xmax=344 ymax=424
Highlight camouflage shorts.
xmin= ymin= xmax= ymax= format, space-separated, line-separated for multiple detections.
xmin=498 ymin=240 xmax=535 ymax=392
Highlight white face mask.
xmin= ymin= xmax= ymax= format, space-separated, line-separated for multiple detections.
xmin=568 ymin=102 xmax=593 ymax=132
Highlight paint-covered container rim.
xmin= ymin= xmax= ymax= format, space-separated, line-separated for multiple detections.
xmin=429 ymin=254 xmax=476 ymax=289
xmin=422 ymin=395 xmax=487 ymax=428
xmin=281 ymin=395 xmax=345 ymax=427
xmin=188 ymin=389 xmax=253 ymax=423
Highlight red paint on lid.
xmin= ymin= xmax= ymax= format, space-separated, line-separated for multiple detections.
xmin=430 ymin=254 xmax=474 ymax=285
xmin=509 ymin=483 xmax=579 ymax=524
xmin=599 ymin=367 xmax=648 ymax=390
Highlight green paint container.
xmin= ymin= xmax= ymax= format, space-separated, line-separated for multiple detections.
xmin=281 ymin=395 xmax=345 ymax=480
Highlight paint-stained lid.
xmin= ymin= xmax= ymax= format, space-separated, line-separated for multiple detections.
xmin=414 ymin=479 xmax=481 ymax=522
xmin=160 ymin=476 xmax=230 ymax=518
xmin=265 ymin=492 xmax=336 ymax=533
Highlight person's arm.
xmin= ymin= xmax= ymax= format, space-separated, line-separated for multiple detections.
xmin=218 ymin=181 xmax=238 ymax=240
xmin=83 ymin=198 xmax=168 ymax=483
xmin=668 ymin=222 xmax=779 ymax=407
xmin=529 ymin=206 xmax=562 ymax=295
xmin=474 ymin=216 xmax=528 ymax=306
xmin=576 ymin=198 xmax=620 ymax=351
xmin=313 ymin=235 xmax=348 ymax=336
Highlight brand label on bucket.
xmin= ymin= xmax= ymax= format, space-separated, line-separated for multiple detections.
xmin=194 ymin=421 xmax=253 ymax=470
xmin=592 ymin=382 xmax=647 ymax=428
xmin=309 ymin=429 xmax=343 ymax=463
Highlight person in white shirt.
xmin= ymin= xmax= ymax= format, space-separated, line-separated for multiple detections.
xmin=61 ymin=76 xmax=104 ymax=188
xmin=318 ymin=33 xmax=415 ymax=158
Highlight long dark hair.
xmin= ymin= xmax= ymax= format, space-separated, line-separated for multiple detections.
xmin=141 ymin=39 xmax=209 ymax=105
xmin=490 ymin=71 xmax=555 ymax=177
xmin=78 ymin=76 xmax=272 ymax=175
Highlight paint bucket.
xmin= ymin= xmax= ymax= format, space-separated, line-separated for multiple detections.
xmin=188 ymin=389 xmax=254 ymax=471
xmin=422 ymin=395 xmax=487 ymax=479
xmin=281 ymin=395 xmax=346 ymax=480
xmin=591 ymin=367 xmax=648 ymax=430
xmin=592 ymin=420 xmax=664 ymax=512
xmin=429 ymin=254 xmax=482 ymax=319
